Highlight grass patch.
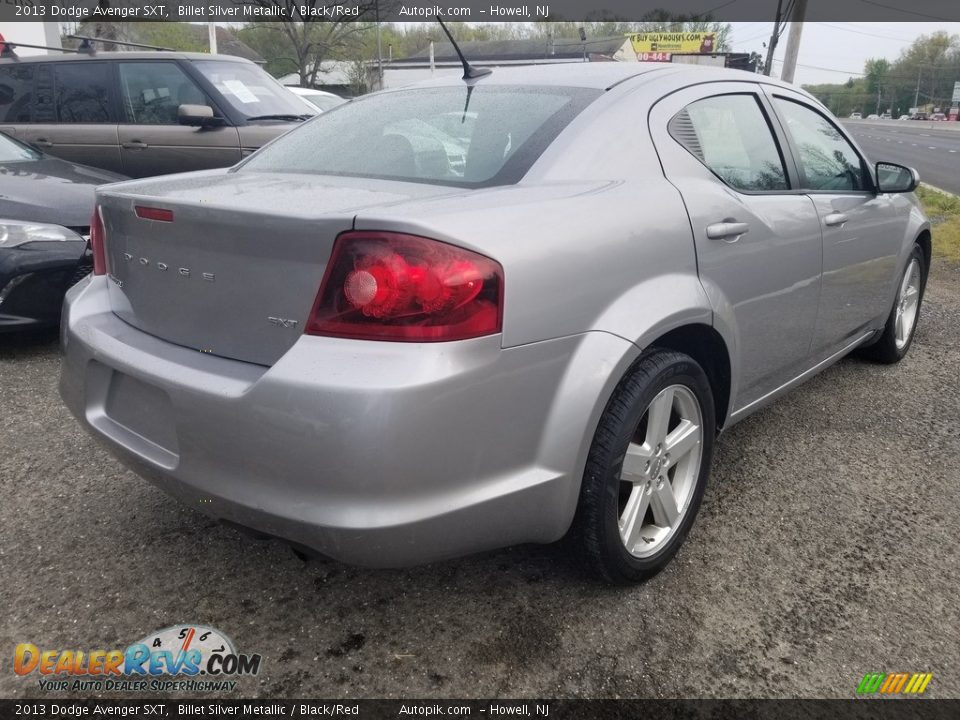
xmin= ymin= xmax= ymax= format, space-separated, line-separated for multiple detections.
xmin=916 ymin=184 xmax=960 ymax=265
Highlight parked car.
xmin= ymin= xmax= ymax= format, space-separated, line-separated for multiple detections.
xmin=930 ymin=113 xmax=947 ymax=121
xmin=880 ymin=112 xmax=891 ymax=119
xmin=60 ymin=64 xmax=930 ymax=583
xmin=0 ymin=50 xmax=313 ymax=179
xmin=898 ymin=114 xmax=911 ymax=120
xmin=867 ymin=113 xmax=880 ymax=119
xmin=849 ymin=112 xmax=862 ymax=119
xmin=911 ymin=112 xmax=929 ymax=120
xmin=0 ymin=131 xmax=124 ymax=332
xmin=287 ymin=86 xmax=347 ymax=113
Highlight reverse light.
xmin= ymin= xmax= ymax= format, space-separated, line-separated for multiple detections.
xmin=90 ymin=207 xmax=107 ymax=275
xmin=306 ymin=231 xmax=503 ymax=342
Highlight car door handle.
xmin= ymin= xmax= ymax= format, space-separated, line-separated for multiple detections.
xmin=33 ymin=138 xmax=53 ymax=148
xmin=122 ymin=140 xmax=148 ymax=150
xmin=824 ymin=212 xmax=849 ymax=227
xmin=705 ymin=222 xmax=750 ymax=241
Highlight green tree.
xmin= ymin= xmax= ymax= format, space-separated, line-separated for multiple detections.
xmin=864 ymin=58 xmax=891 ymax=114
xmin=803 ymin=30 xmax=960 ymax=116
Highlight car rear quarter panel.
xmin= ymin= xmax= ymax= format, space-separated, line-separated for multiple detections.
xmin=355 ymin=179 xmax=709 ymax=348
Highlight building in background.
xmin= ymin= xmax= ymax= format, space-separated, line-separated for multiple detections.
xmin=277 ymin=61 xmax=357 ymax=95
xmin=0 ymin=22 xmax=61 ymax=55
xmin=380 ymin=36 xmax=633 ymax=90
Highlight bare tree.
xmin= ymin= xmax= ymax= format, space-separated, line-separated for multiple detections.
xmin=241 ymin=1 xmax=393 ymax=87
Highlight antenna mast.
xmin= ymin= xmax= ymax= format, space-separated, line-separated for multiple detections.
xmin=435 ymin=16 xmax=492 ymax=81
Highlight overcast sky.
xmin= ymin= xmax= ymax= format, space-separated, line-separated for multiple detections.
xmin=727 ymin=22 xmax=959 ymax=85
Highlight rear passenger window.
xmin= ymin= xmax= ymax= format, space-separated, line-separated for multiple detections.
xmin=54 ymin=63 xmax=113 ymax=123
xmin=669 ymin=94 xmax=788 ymax=192
xmin=0 ymin=64 xmax=35 ymax=122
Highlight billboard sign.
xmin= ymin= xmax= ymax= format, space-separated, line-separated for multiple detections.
xmin=628 ymin=32 xmax=716 ymax=62
xmin=952 ymin=81 xmax=960 ymax=104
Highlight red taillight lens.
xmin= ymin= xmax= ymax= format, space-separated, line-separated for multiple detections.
xmin=306 ymin=231 xmax=503 ymax=342
xmin=90 ymin=206 xmax=107 ymax=276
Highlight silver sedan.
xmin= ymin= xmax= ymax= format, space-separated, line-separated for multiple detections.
xmin=60 ymin=64 xmax=929 ymax=583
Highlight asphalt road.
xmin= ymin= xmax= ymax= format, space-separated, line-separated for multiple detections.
xmin=2 ymin=263 xmax=959 ymax=700
xmin=843 ymin=120 xmax=960 ymax=194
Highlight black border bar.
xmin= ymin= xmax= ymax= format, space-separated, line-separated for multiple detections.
xmin=2 ymin=0 xmax=960 ymax=23
xmin=2 ymin=699 xmax=960 ymax=720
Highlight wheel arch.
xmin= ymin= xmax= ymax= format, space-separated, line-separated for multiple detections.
xmin=916 ymin=228 xmax=932 ymax=276
xmin=645 ymin=323 xmax=732 ymax=432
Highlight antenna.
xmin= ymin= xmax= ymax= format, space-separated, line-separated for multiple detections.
xmin=435 ymin=16 xmax=491 ymax=81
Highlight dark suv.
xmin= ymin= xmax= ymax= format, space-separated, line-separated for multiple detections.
xmin=0 ymin=52 xmax=314 ymax=178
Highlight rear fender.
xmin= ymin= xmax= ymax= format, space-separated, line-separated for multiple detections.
xmin=539 ymin=274 xmax=730 ymax=537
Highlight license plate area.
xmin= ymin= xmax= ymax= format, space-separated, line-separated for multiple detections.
xmin=85 ymin=362 xmax=179 ymax=469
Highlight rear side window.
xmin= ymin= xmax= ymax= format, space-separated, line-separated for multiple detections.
xmin=54 ymin=63 xmax=113 ymax=123
xmin=669 ymin=94 xmax=788 ymax=192
xmin=241 ymin=85 xmax=601 ymax=188
xmin=0 ymin=64 xmax=35 ymax=122
xmin=773 ymin=97 xmax=869 ymax=192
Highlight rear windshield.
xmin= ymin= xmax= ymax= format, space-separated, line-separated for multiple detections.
xmin=239 ymin=85 xmax=601 ymax=188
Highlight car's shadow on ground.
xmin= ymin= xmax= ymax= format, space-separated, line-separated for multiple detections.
xmin=0 ymin=328 xmax=59 ymax=359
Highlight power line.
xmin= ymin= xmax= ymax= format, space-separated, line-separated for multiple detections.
xmin=773 ymin=59 xmax=865 ymax=75
xmin=831 ymin=22 xmax=919 ymax=41
xmin=856 ymin=0 xmax=955 ymax=21
xmin=734 ymin=28 xmax=775 ymax=45
xmin=820 ymin=23 xmax=915 ymax=42
xmin=690 ymin=0 xmax=740 ymax=20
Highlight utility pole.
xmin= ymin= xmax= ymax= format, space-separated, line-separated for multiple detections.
xmin=207 ymin=22 xmax=217 ymax=54
xmin=375 ymin=0 xmax=383 ymax=91
xmin=779 ymin=0 xmax=808 ymax=84
xmin=914 ymin=66 xmax=922 ymax=109
xmin=763 ymin=0 xmax=784 ymax=76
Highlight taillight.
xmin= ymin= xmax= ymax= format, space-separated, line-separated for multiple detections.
xmin=306 ymin=231 xmax=503 ymax=342
xmin=90 ymin=206 xmax=107 ymax=276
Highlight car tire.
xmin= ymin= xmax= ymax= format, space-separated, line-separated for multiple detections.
xmin=571 ymin=349 xmax=716 ymax=584
xmin=859 ymin=244 xmax=927 ymax=364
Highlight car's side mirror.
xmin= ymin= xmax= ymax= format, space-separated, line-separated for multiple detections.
xmin=875 ymin=162 xmax=919 ymax=193
xmin=178 ymin=104 xmax=224 ymax=128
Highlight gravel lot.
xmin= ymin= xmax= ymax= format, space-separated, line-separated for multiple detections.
xmin=2 ymin=262 xmax=958 ymax=700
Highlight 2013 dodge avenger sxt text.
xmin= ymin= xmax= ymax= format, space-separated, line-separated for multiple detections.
xmin=59 ymin=64 xmax=929 ymax=583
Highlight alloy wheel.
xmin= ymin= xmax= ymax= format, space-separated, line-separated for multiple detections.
xmin=617 ymin=384 xmax=704 ymax=558
xmin=894 ymin=258 xmax=922 ymax=350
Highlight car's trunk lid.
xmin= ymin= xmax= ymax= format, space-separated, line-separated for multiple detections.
xmin=99 ymin=171 xmax=461 ymax=365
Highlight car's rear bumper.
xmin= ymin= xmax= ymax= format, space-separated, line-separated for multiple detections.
xmin=59 ymin=276 xmax=635 ymax=566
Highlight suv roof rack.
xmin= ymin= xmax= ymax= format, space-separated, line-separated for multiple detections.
xmin=0 ymin=33 xmax=87 ymax=58
xmin=67 ymin=35 xmax=173 ymax=52
xmin=0 ymin=33 xmax=173 ymax=60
